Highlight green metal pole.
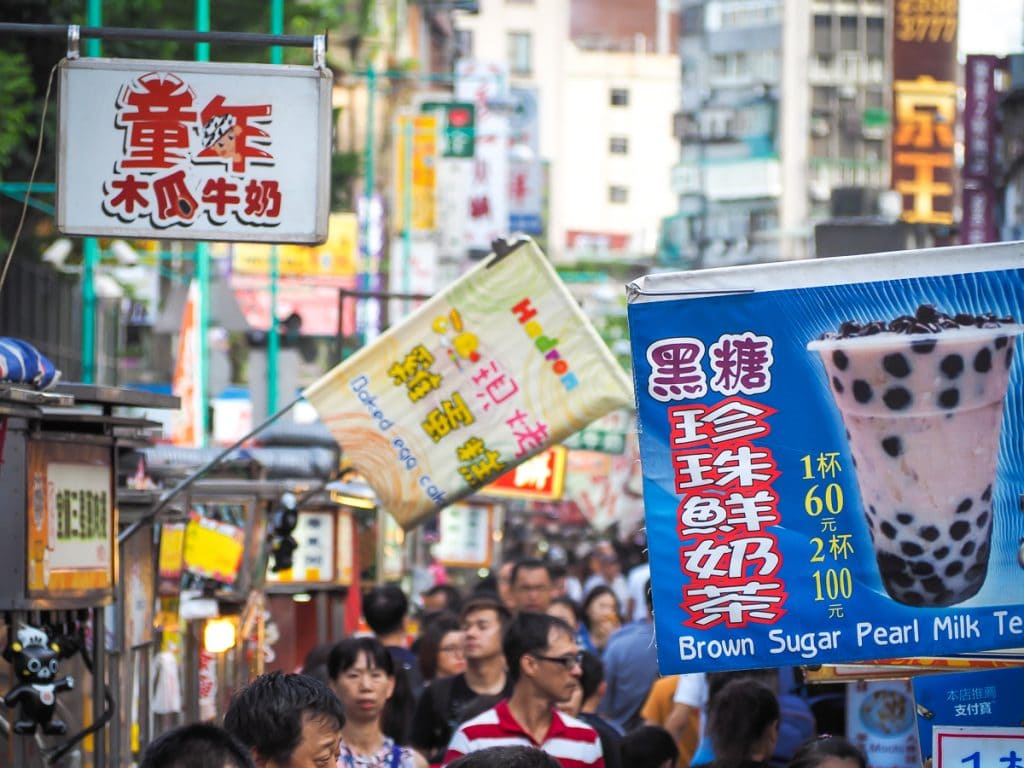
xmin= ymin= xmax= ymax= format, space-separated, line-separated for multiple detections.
xmin=359 ymin=66 xmax=377 ymax=345
xmin=195 ymin=0 xmax=210 ymax=446
xmin=82 ymin=0 xmax=103 ymax=384
xmin=402 ymin=117 xmax=413 ymax=317
xmin=267 ymin=0 xmax=283 ymax=413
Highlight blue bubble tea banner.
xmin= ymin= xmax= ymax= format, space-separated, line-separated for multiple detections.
xmin=626 ymin=242 xmax=1024 ymax=674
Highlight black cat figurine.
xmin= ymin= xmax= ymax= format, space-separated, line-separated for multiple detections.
xmin=3 ymin=624 xmax=75 ymax=735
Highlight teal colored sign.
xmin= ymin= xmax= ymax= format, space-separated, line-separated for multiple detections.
xmin=422 ymin=101 xmax=475 ymax=159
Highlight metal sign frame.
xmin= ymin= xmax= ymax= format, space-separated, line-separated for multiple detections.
xmin=57 ymin=57 xmax=333 ymax=244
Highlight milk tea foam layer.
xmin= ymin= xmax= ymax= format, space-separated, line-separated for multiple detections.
xmin=809 ymin=325 xmax=1021 ymax=606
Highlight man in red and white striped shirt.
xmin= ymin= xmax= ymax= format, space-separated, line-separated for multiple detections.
xmin=443 ymin=612 xmax=604 ymax=768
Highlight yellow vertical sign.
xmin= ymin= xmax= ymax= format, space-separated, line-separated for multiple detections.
xmin=394 ymin=114 xmax=438 ymax=232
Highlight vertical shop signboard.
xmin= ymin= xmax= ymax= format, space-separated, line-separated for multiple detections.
xmin=962 ymin=55 xmax=1007 ymax=245
xmin=393 ymin=114 xmax=439 ymax=232
xmin=891 ymin=0 xmax=958 ymax=224
xmin=455 ymin=60 xmax=510 ymax=253
xmin=26 ymin=442 xmax=114 ymax=597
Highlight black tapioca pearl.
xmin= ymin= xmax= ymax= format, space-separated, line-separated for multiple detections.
xmin=976 ymin=510 xmax=989 ymax=528
xmin=938 ymin=388 xmax=960 ymax=409
xmin=851 ymin=454 xmax=857 ymax=468
xmin=891 ymin=572 xmax=915 ymax=588
xmin=911 ymin=339 xmax=937 ymax=354
xmin=878 ymin=551 xmax=906 ymax=573
xmin=961 ymin=541 xmax=976 ymax=557
xmin=883 ymin=387 xmax=912 ymax=410
xmin=869 ymin=504 xmax=878 ymax=516
xmin=996 ymin=336 xmax=1009 ymax=349
xmin=832 ymin=350 xmax=849 ymax=370
xmin=945 ymin=560 xmax=964 ymax=577
xmin=919 ymin=525 xmax=940 ymax=542
xmin=880 ymin=521 xmax=897 ymax=540
xmin=902 ymin=591 xmax=926 ymax=605
xmin=956 ymin=498 xmax=973 ymax=514
xmin=978 ymin=541 xmax=990 ymax=560
xmin=1007 ymin=346 xmax=1015 ymax=368
xmin=966 ymin=561 xmax=987 ymax=581
xmin=922 ymin=576 xmax=945 ymax=594
xmin=883 ymin=353 xmax=911 ymax=377
xmin=901 ymin=541 xmax=924 ymax=557
xmin=940 ymin=354 xmax=964 ymax=378
xmin=911 ymin=561 xmax=934 ymax=575
xmin=882 ymin=436 xmax=903 ymax=458
xmin=896 ymin=512 xmax=913 ymax=525
xmin=982 ymin=484 xmax=992 ymax=501
xmin=832 ymin=376 xmax=844 ymax=393
xmin=975 ymin=347 xmax=993 ymax=372
xmin=853 ymin=380 xmax=873 ymax=403
xmin=934 ymin=545 xmax=950 ymax=560
xmin=950 ymin=521 xmax=971 ymax=541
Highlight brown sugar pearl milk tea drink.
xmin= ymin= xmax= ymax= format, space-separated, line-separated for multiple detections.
xmin=808 ymin=305 xmax=1022 ymax=607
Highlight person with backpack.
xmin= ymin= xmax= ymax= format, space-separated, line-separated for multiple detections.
xmin=411 ymin=596 xmax=514 ymax=765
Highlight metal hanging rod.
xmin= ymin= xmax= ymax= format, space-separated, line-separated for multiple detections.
xmin=0 ymin=22 xmax=323 ymax=49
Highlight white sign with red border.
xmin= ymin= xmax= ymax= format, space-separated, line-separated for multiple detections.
xmin=57 ymin=58 xmax=332 ymax=243
xmin=934 ymin=726 xmax=1024 ymax=768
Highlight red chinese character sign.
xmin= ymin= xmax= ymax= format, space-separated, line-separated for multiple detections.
xmin=628 ymin=242 xmax=1024 ymax=674
xmin=302 ymin=238 xmax=633 ymax=530
xmin=57 ymin=58 xmax=331 ymax=243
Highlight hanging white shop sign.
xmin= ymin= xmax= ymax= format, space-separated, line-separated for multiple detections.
xmin=57 ymin=57 xmax=332 ymax=244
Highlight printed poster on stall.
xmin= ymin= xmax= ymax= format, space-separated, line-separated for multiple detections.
xmin=57 ymin=58 xmax=332 ymax=243
xmin=933 ymin=727 xmax=1024 ymax=768
xmin=913 ymin=666 xmax=1024 ymax=762
xmin=627 ymin=241 xmax=1024 ymax=674
xmin=304 ymin=238 xmax=633 ymax=530
xmin=847 ymin=680 xmax=920 ymax=768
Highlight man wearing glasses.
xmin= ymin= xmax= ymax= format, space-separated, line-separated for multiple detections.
xmin=443 ymin=613 xmax=604 ymax=768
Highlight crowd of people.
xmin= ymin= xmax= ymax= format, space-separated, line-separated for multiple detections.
xmin=137 ymin=546 xmax=866 ymax=768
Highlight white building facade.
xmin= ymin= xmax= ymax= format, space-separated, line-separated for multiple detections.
xmin=454 ymin=0 xmax=680 ymax=263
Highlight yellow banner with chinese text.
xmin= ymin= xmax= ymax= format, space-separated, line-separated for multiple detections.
xmin=227 ymin=212 xmax=358 ymax=277
xmin=302 ymin=238 xmax=633 ymax=530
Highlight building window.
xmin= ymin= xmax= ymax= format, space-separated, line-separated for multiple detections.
xmin=864 ymin=139 xmax=885 ymax=161
xmin=455 ymin=29 xmax=474 ymax=59
xmin=866 ymin=17 xmax=885 ymax=56
xmin=508 ymin=31 xmax=532 ymax=75
xmin=813 ymin=15 xmax=832 ymax=54
xmin=812 ymin=86 xmax=836 ymax=113
xmin=609 ymin=185 xmax=628 ymax=203
xmin=839 ymin=16 xmax=858 ymax=50
xmin=609 ymin=136 xmax=629 ymax=154
xmin=610 ymin=88 xmax=629 ymax=107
